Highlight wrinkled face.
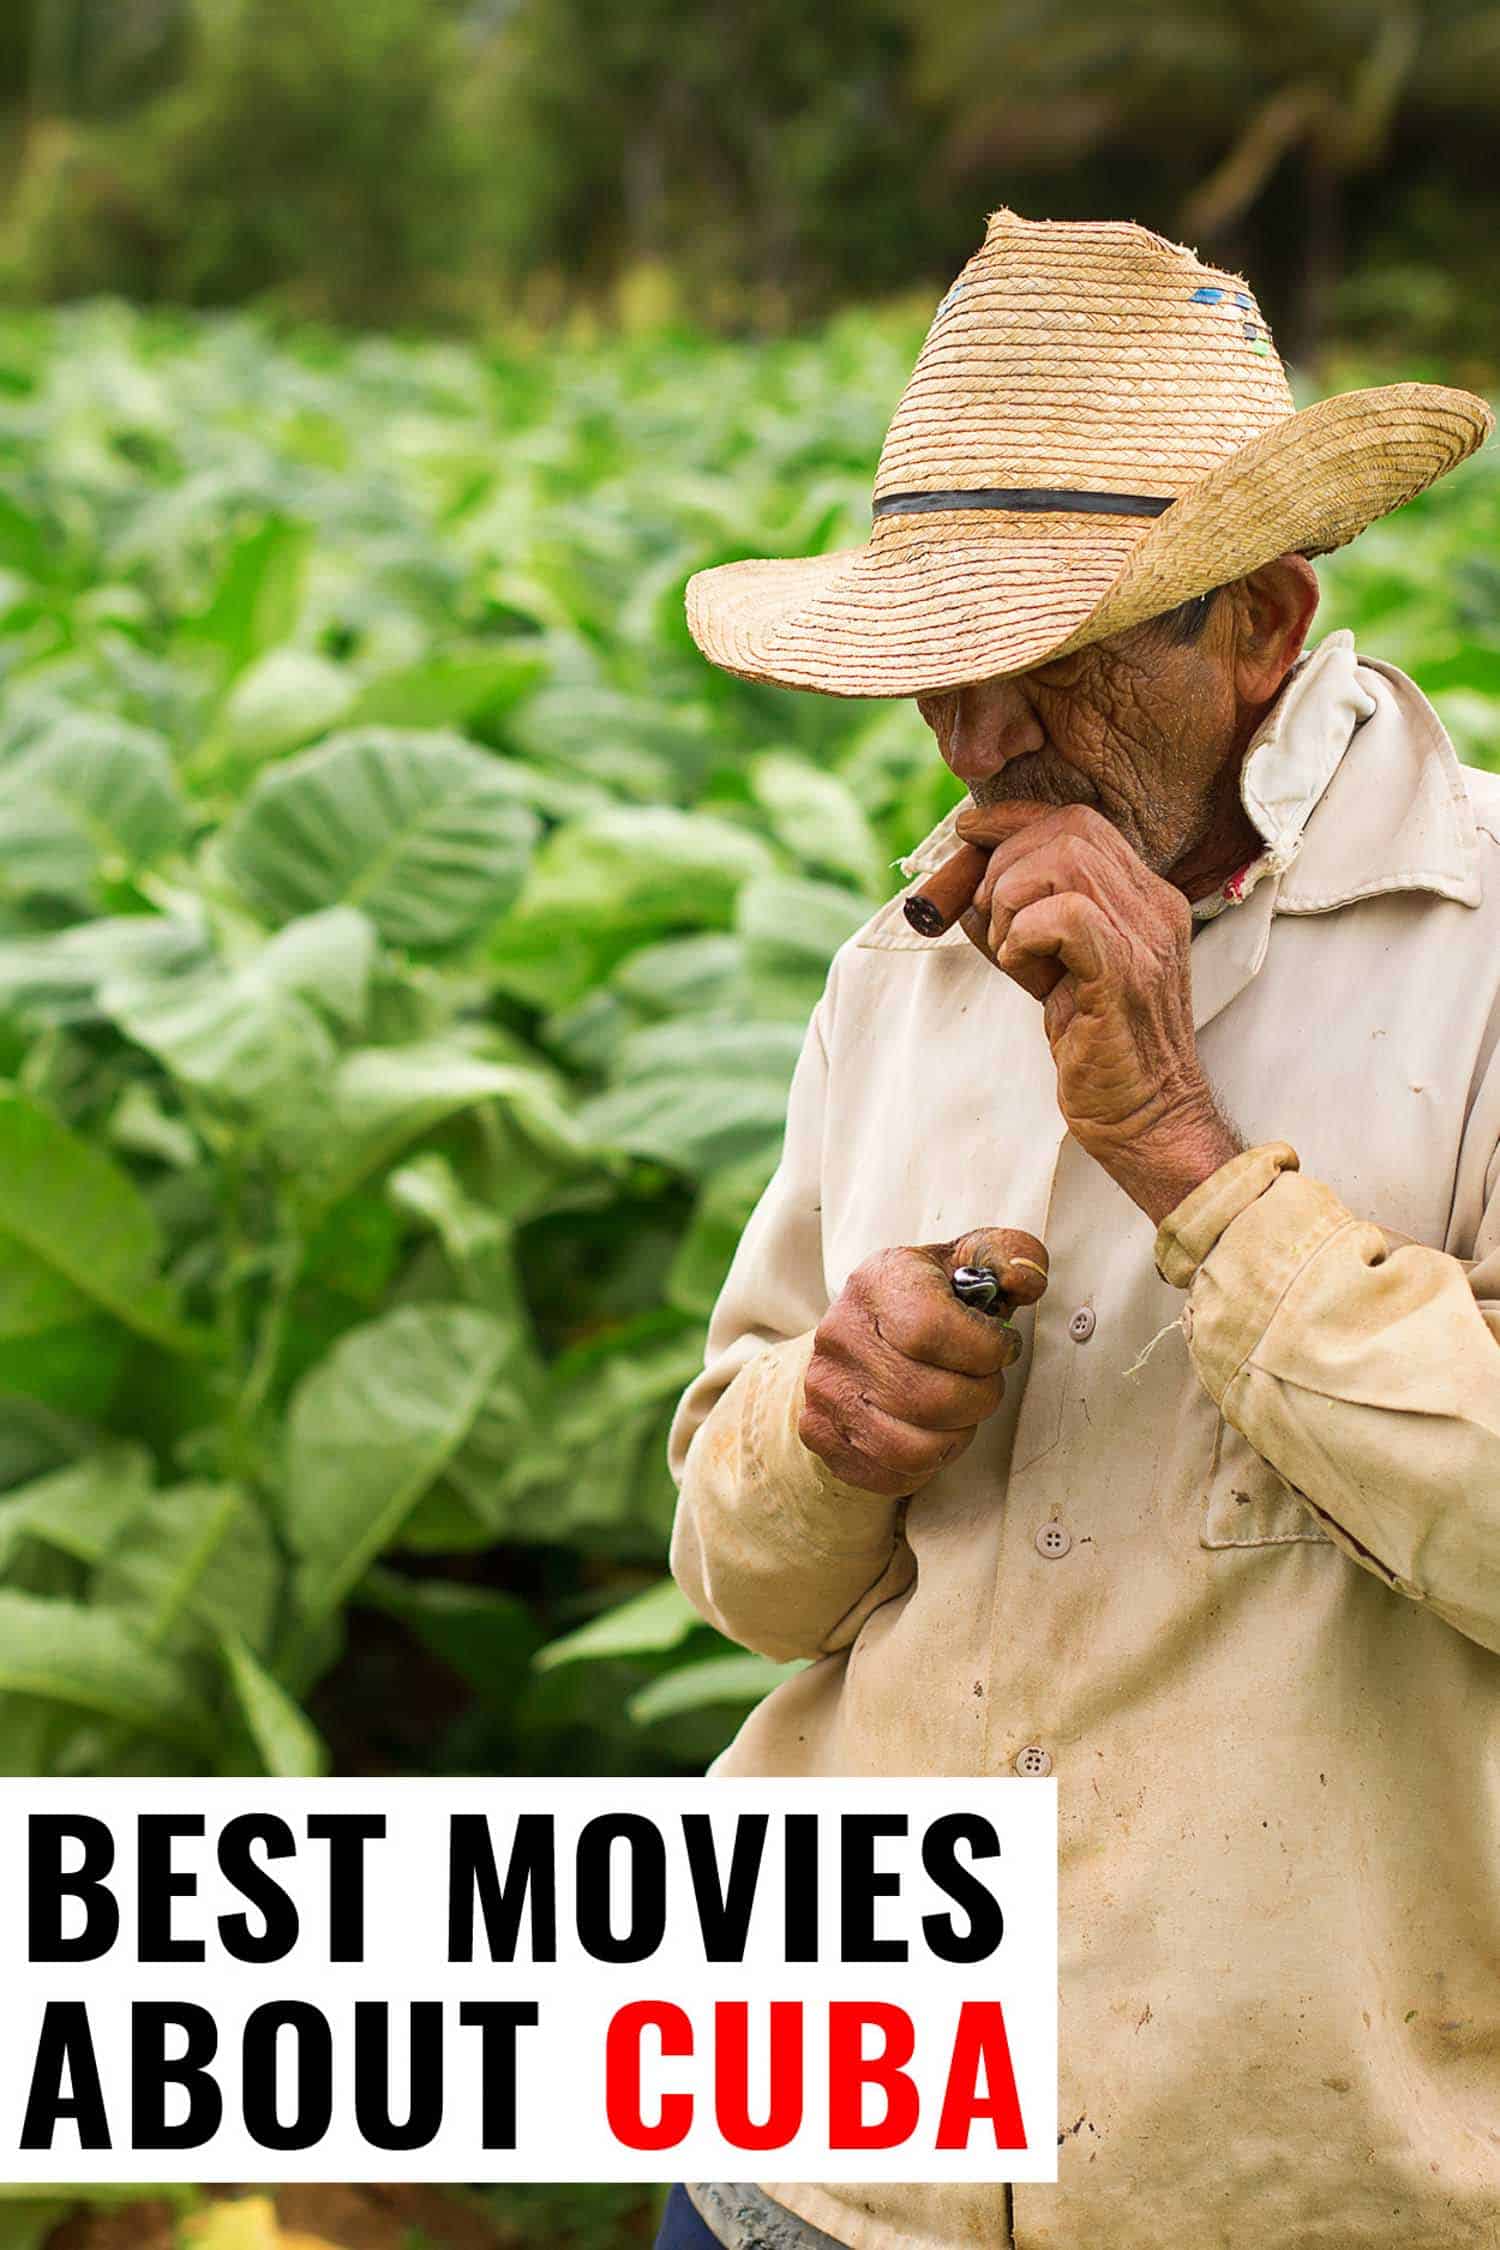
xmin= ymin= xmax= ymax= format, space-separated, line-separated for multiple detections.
xmin=916 ymin=603 xmax=1245 ymax=876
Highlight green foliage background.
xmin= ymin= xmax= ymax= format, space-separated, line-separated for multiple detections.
xmin=0 ymin=297 xmax=1492 ymax=1795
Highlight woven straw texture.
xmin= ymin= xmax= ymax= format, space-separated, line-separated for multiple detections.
xmin=685 ymin=210 xmax=1493 ymax=698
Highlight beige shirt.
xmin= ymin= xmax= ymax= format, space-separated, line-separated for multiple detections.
xmin=666 ymin=633 xmax=1500 ymax=2250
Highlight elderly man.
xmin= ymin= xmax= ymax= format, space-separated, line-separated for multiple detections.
xmin=656 ymin=212 xmax=1500 ymax=2250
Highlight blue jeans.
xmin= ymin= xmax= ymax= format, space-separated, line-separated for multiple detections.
xmin=654 ymin=2184 xmax=724 ymax=2248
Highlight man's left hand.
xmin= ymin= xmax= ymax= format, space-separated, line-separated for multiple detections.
xmin=954 ymin=800 xmax=1243 ymax=1226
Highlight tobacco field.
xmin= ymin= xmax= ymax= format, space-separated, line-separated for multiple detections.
xmin=0 ymin=297 xmax=1494 ymax=1804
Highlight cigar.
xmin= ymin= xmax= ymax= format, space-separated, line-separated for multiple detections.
xmin=902 ymin=841 xmax=991 ymax=937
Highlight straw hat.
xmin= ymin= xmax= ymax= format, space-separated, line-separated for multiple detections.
xmin=684 ymin=210 xmax=1492 ymax=698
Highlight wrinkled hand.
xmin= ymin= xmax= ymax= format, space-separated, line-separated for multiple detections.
xmin=954 ymin=801 xmax=1242 ymax=1224
xmin=798 ymin=1228 xmax=1049 ymax=1498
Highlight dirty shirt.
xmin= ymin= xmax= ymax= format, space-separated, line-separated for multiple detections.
xmin=667 ymin=632 xmax=1500 ymax=2250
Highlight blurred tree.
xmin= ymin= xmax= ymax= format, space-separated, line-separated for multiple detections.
xmin=7 ymin=0 xmax=1500 ymax=369
xmin=471 ymin=0 xmax=926 ymax=323
xmin=902 ymin=0 xmax=1500 ymax=362
xmin=4 ymin=0 xmax=485 ymax=323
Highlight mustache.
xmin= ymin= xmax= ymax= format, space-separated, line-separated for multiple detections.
xmin=968 ymin=751 xmax=1098 ymax=811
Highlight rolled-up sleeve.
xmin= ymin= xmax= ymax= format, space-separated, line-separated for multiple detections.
xmin=1156 ymin=1140 xmax=1500 ymax=1653
xmin=666 ymin=974 xmax=915 ymax=1663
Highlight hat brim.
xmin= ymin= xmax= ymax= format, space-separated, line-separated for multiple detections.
xmin=684 ymin=383 xmax=1492 ymax=698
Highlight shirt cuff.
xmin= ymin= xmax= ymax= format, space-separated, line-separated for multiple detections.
xmin=747 ymin=1328 xmax=906 ymax=1559
xmin=1153 ymin=1141 xmax=1301 ymax=1289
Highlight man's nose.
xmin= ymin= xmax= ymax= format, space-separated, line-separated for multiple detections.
xmin=939 ymin=675 xmax=1046 ymax=785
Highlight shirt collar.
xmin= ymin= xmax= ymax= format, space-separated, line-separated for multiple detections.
xmin=1189 ymin=628 xmax=1376 ymax=923
xmin=1274 ymin=647 xmax=1481 ymax=913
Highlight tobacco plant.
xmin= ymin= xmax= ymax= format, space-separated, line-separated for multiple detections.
xmin=0 ymin=301 xmax=1491 ymax=1779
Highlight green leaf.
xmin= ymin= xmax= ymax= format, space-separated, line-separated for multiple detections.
xmin=0 ymin=715 xmax=190 ymax=907
xmin=0 ymin=916 xmax=207 ymax=1027
xmin=0 ymin=1591 xmax=212 ymax=1749
xmin=220 ymin=646 xmax=357 ymax=758
xmin=749 ymin=751 xmax=887 ymax=893
xmin=464 ymin=1313 xmax=705 ymax=1550
xmin=220 ymin=729 xmax=540 ymax=945
xmin=737 ymin=875 xmax=870 ymax=1017
xmin=284 ymin=1303 xmax=515 ymax=1620
xmin=488 ymin=807 xmax=775 ymax=1008
xmin=107 ymin=1080 xmax=201 ymax=1169
xmin=0 ymin=1093 xmax=205 ymax=1352
xmin=0 ymin=490 xmax=49 ymax=580
xmin=627 ymin=1652 xmax=806 ymax=1724
xmin=220 ymin=1631 xmax=329 ymax=1776
xmin=385 ymin=1150 xmax=539 ymax=1313
xmin=610 ymin=932 xmax=744 ymax=1016
xmin=507 ymin=683 xmax=721 ymax=798
xmin=285 ymin=1038 xmax=590 ymax=1204
xmin=0 ymin=1445 xmax=155 ymax=1572
xmin=346 ymin=647 xmax=546 ymax=729
xmin=667 ymin=1148 xmax=780 ymax=1316
xmin=579 ymin=1019 xmax=802 ymax=1176
xmin=106 ymin=907 xmax=375 ymax=1109
xmin=92 ymin=1483 xmax=282 ymax=1658
xmin=535 ymin=1576 xmax=705 ymax=1671
xmin=188 ymin=514 xmax=311 ymax=678
xmin=0 ymin=1319 xmax=128 ymax=1416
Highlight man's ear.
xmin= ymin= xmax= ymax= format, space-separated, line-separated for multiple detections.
xmin=1233 ymin=553 xmax=1320 ymax=704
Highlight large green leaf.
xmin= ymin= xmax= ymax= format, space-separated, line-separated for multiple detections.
xmin=105 ymin=906 xmax=374 ymax=1109
xmin=488 ymin=807 xmax=776 ymax=1008
xmin=460 ymin=1313 xmax=705 ymax=1550
xmin=0 ymin=1591 xmax=212 ymax=1749
xmin=91 ymin=1483 xmax=282 ymax=1658
xmin=506 ymin=683 xmax=722 ymax=798
xmin=737 ymin=874 xmax=870 ymax=1017
xmin=0 ymin=1093 xmax=205 ymax=1352
xmin=0 ymin=1445 xmax=155 ymax=1572
xmin=0 ymin=715 xmax=190 ymax=907
xmin=220 ymin=729 xmax=540 ymax=944
xmin=610 ymin=931 xmax=744 ymax=1017
xmin=579 ymin=1018 xmax=803 ymax=1177
xmin=283 ymin=1303 xmax=516 ymax=1619
xmin=748 ymin=750 xmax=887 ymax=893
xmin=277 ymin=1037 xmax=592 ymax=1207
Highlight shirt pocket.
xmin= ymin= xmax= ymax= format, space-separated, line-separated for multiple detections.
xmin=1201 ymin=1412 xmax=1333 ymax=1550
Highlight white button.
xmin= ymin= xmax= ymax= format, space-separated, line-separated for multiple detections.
xmin=1034 ymin=1520 xmax=1072 ymax=1558
xmin=1068 ymin=1306 xmax=1097 ymax=1342
xmin=1014 ymin=1745 xmax=1053 ymax=1776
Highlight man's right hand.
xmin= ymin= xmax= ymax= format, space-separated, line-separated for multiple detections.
xmin=798 ymin=1229 xmax=1049 ymax=1498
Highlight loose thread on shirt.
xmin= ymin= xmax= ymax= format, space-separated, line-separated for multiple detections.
xmin=1124 ymin=1314 xmax=1187 ymax=1379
